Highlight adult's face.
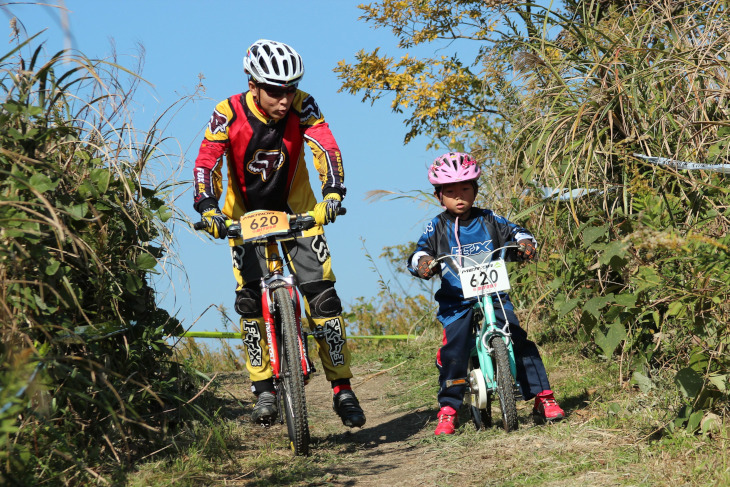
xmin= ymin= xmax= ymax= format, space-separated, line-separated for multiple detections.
xmin=249 ymin=80 xmax=296 ymax=121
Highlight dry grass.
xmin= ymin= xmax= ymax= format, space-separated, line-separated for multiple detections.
xmin=130 ymin=339 xmax=729 ymax=486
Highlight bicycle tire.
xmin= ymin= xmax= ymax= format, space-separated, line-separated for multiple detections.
xmin=490 ymin=336 xmax=519 ymax=432
xmin=467 ymin=356 xmax=491 ymax=430
xmin=273 ymin=287 xmax=310 ymax=456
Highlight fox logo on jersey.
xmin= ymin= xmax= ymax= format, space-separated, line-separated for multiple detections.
xmin=452 ymin=240 xmax=492 ymax=257
xmin=247 ymin=149 xmax=285 ymax=181
xmin=208 ymin=109 xmax=228 ymax=135
xmin=300 ymin=95 xmax=322 ymax=122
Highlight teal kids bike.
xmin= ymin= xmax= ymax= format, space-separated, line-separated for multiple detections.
xmin=433 ymin=243 xmax=524 ymax=432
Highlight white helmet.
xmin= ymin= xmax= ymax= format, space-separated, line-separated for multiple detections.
xmin=243 ymin=39 xmax=304 ymax=87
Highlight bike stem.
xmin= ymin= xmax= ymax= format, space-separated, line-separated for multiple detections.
xmin=266 ymin=237 xmax=284 ymax=274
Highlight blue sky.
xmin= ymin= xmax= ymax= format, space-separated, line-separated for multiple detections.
xmin=8 ymin=1 xmax=447 ymax=334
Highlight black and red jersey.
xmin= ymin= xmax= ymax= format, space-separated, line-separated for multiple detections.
xmin=193 ymin=90 xmax=345 ymax=218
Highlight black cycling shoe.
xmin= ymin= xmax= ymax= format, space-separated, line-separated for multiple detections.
xmin=251 ymin=391 xmax=278 ymax=425
xmin=333 ymin=390 xmax=366 ymax=428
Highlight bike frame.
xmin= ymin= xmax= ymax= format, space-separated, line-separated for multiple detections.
xmin=259 ymin=239 xmax=314 ymax=382
xmin=472 ymin=293 xmax=519 ymax=392
xmin=195 ymin=209 xmax=337 ymax=454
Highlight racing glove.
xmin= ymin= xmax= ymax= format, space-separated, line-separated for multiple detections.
xmin=416 ymin=255 xmax=437 ymax=279
xmin=516 ymin=239 xmax=537 ymax=261
xmin=201 ymin=207 xmax=229 ymax=239
xmin=313 ymin=193 xmax=342 ymax=226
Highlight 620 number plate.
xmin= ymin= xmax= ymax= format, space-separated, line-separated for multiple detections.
xmin=459 ymin=259 xmax=510 ymax=298
xmin=240 ymin=211 xmax=290 ymax=241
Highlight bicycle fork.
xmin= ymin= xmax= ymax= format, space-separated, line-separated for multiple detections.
xmin=259 ymin=239 xmax=315 ymax=383
xmin=478 ymin=296 xmax=520 ymax=387
xmin=261 ymin=279 xmax=315 ymax=382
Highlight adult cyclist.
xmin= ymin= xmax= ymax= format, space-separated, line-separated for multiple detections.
xmin=193 ymin=39 xmax=366 ymax=428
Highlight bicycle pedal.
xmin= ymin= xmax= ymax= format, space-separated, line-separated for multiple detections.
xmin=309 ymin=325 xmax=326 ymax=340
xmin=445 ymin=378 xmax=468 ymax=388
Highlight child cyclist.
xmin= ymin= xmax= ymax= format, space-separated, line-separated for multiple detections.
xmin=407 ymin=152 xmax=565 ymax=435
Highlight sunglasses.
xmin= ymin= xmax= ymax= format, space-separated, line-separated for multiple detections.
xmin=258 ymin=84 xmax=297 ymax=98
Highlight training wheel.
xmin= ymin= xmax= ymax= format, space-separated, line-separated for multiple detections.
xmin=469 ymin=368 xmax=488 ymax=409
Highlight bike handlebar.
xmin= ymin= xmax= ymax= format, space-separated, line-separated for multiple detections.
xmin=429 ymin=241 xmax=522 ymax=270
xmin=193 ymin=208 xmax=347 ymax=237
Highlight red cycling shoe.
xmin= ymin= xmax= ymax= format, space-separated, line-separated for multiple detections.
xmin=533 ymin=390 xmax=565 ymax=421
xmin=434 ymin=406 xmax=459 ymax=435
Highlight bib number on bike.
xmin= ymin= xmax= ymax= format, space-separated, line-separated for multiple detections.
xmin=240 ymin=211 xmax=290 ymax=242
xmin=459 ymin=259 xmax=510 ymax=298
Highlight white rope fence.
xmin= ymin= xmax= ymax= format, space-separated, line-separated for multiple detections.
xmin=634 ymin=153 xmax=730 ymax=174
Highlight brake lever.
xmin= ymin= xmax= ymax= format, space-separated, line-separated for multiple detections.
xmin=227 ymin=224 xmax=242 ymax=239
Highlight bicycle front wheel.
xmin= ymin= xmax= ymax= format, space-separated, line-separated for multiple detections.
xmin=273 ymin=287 xmax=310 ymax=456
xmin=490 ymin=336 xmax=518 ymax=432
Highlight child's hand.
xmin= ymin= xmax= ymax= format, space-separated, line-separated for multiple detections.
xmin=417 ymin=256 xmax=437 ymax=279
xmin=517 ymin=239 xmax=537 ymax=260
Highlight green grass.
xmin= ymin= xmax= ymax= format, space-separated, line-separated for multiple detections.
xmin=128 ymin=337 xmax=729 ymax=486
xmin=358 ymin=338 xmax=440 ymax=411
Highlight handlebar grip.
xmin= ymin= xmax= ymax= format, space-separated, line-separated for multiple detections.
xmin=302 ymin=207 xmax=346 ymax=221
xmin=193 ymin=221 xmax=207 ymax=230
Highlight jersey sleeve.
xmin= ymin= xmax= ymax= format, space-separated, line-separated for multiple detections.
xmin=193 ymin=99 xmax=233 ymax=212
xmin=484 ymin=209 xmax=537 ymax=252
xmin=297 ymin=92 xmax=346 ymax=199
xmin=407 ymin=218 xmax=438 ymax=277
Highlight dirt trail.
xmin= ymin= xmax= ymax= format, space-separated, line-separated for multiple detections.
xmin=216 ymin=359 xmax=643 ymax=487
xmin=304 ymin=363 xmax=440 ymax=486
xmin=216 ymin=361 xmax=444 ymax=486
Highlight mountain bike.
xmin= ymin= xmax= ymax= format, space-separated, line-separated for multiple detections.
xmin=433 ymin=243 xmax=523 ymax=432
xmin=194 ymin=208 xmax=344 ymax=456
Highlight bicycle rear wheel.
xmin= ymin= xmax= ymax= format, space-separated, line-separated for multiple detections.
xmin=490 ymin=336 xmax=518 ymax=432
xmin=273 ymin=287 xmax=310 ymax=456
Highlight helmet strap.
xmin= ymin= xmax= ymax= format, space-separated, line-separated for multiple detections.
xmin=249 ymin=80 xmax=263 ymax=109
xmin=434 ymin=188 xmax=447 ymax=208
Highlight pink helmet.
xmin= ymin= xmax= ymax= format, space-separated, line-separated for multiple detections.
xmin=427 ymin=152 xmax=481 ymax=186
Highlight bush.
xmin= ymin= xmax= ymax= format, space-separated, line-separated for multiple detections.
xmin=0 ymin=35 xmax=195 ymax=484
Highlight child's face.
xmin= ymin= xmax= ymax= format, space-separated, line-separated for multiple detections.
xmin=438 ymin=182 xmax=476 ymax=217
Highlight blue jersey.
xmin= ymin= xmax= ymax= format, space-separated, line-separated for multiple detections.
xmin=407 ymin=207 xmax=536 ymax=326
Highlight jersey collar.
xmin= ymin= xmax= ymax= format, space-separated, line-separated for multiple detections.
xmin=442 ymin=208 xmax=477 ymax=224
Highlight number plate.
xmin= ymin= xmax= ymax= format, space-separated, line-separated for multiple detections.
xmin=240 ymin=211 xmax=290 ymax=241
xmin=459 ymin=259 xmax=510 ymax=298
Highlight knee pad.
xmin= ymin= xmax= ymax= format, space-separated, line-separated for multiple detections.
xmin=235 ymin=285 xmax=262 ymax=317
xmin=306 ymin=286 xmax=342 ymax=318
